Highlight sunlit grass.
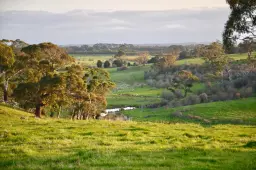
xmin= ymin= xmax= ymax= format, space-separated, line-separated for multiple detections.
xmin=124 ymin=98 xmax=256 ymax=124
xmin=0 ymin=105 xmax=256 ymax=169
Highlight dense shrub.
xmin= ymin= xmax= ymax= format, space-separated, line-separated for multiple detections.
xmin=97 ymin=60 xmax=103 ymax=68
xmin=146 ymin=79 xmax=156 ymax=87
xmin=234 ymin=78 xmax=249 ymax=88
xmin=168 ymin=101 xmax=182 ymax=108
xmin=148 ymin=56 xmax=161 ymax=63
xmin=239 ymin=87 xmax=253 ymax=98
xmin=186 ymin=95 xmax=201 ymax=105
xmin=104 ymin=60 xmax=111 ymax=68
xmin=113 ymin=60 xmax=123 ymax=67
xmin=161 ymin=90 xmax=175 ymax=101
xmin=155 ymin=80 xmax=170 ymax=88
xmin=173 ymin=90 xmax=183 ymax=99
xmin=199 ymin=93 xmax=208 ymax=103
xmin=217 ymin=92 xmax=231 ymax=101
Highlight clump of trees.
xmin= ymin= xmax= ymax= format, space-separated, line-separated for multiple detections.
xmin=145 ymin=39 xmax=256 ymax=109
xmin=136 ymin=52 xmax=149 ymax=65
xmin=0 ymin=41 xmax=115 ymax=119
xmin=154 ymin=53 xmax=178 ymax=72
xmin=199 ymin=42 xmax=228 ymax=74
xmin=112 ymin=59 xmax=124 ymax=67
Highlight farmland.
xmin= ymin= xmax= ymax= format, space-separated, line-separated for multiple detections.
xmin=0 ymin=104 xmax=255 ymax=170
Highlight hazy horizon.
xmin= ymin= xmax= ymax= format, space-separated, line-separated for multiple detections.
xmin=0 ymin=0 xmax=230 ymax=45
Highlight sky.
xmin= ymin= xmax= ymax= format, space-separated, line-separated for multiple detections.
xmin=0 ymin=0 xmax=230 ymax=45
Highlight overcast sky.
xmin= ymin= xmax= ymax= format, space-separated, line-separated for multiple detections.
xmin=0 ymin=0 xmax=230 ymax=45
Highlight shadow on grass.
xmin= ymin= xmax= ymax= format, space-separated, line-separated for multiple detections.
xmin=1 ymin=148 xmax=256 ymax=170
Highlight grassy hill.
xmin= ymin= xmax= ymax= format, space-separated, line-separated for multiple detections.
xmin=124 ymin=98 xmax=256 ymax=125
xmin=1 ymin=105 xmax=256 ymax=169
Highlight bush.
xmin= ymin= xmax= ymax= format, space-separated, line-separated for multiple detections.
xmin=199 ymin=93 xmax=208 ymax=103
xmin=155 ymin=80 xmax=169 ymax=88
xmin=97 ymin=60 xmax=103 ymax=68
xmin=168 ymin=101 xmax=182 ymax=108
xmin=186 ymin=95 xmax=201 ymax=105
xmin=239 ymin=87 xmax=253 ymax=98
xmin=234 ymin=78 xmax=249 ymax=88
xmin=148 ymin=56 xmax=161 ymax=63
xmin=104 ymin=60 xmax=111 ymax=68
xmin=113 ymin=60 xmax=123 ymax=67
xmin=217 ymin=92 xmax=230 ymax=101
xmin=173 ymin=90 xmax=183 ymax=99
xmin=161 ymin=90 xmax=175 ymax=101
xmin=146 ymin=79 xmax=156 ymax=87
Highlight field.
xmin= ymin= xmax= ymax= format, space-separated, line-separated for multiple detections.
xmin=124 ymin=98 xmax=256 ymax=124
xmin=71 ymin=54 xmax=139 ymax=66
xmin=0 ymin=105 xmax=256 ymax=170
xmin=1 ymin=53 xmax=256 ymax=169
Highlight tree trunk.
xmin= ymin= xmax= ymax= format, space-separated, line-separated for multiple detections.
xmin=3 ymin=89 xmax=7 ymax=102
xmin=3 ymin=80 xmax=8 ymax=102
xmin=71 ymin=109 xmax=76 ymax=120
xmin=57 ymin=106 xmax=62 ymax=119
xmin=35 ymin=105 xmax=41 ymax=118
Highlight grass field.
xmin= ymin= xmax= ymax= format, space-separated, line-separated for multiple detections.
xmin=1 ymin=53 xmax=256 ymax=169
xmin=71 ymin=54 xmax=139 ymax=66
xmin=70 ymin=52 xmax=252 ymax=67
xmin=124 ymin=98 xmax=256 ymax=125
xmin=1 ymin=105 xmax=256 ymax=169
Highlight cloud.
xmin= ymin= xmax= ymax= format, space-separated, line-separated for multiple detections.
xmin=164 ymin=24 xmax=186 ymax=29
xmin=0 ymin=8 xmax=230 ymax=44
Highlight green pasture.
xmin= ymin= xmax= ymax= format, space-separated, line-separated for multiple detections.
xmin=1 ymin=105 xmax=255 ymax=170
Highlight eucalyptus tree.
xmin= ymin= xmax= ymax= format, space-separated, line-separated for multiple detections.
xmin=199 ymin=42 xmax=228 ymax=74
xmin=13 ymin=42 xmax=74 ymax=117
xmin=13 ymin=73 xmax=66 ymax=118
xmin=168 ymin=70 xmax=199 ymax=97
xmin=66 ymin=65 xmax=115 ymax=120
xmin=0 ymin=43 xmax=15 ymax=102
xmin=223 ymin=0 xmax=256 ymax=60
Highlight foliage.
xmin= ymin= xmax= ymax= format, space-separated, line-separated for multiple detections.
xmin=0 ymin=43 xmax=15 ymax=71
xmin=66 ymin=65 xmax=115 ymax=120
xmin=96 ymin=60 xmax=102 ymax=68
xmin=10 ymin=42 xmax=74 ymax=117
xmin=223 ymin=0 xmax=256 ymax=59
xmin=0 ymin=43 xmax=16 ymax=102
xmin=199 ymin=42 xmax=228 ymax=73
xmin=136 ymin=52 xmax=150 ymax=65
xmin=148 ymin=55 xmax=161 ymax=63
xmin=154 ymin=54 xmax=177 ymax=71
xmin=168 ymin=70 xmax=199 ymax=97
xmin=114 ymin=50 xmax=125 ymax=58
xmin=103 ymin=60 xmax=111 ymax=68
xmin=13 ymin=74 xmax=66 ymax=117
xmin=112 ymin=59 xmax=124 ymax=67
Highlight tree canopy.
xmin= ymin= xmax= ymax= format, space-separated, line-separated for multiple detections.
xmin=223 ymin=0 xmax=256 ymax=58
